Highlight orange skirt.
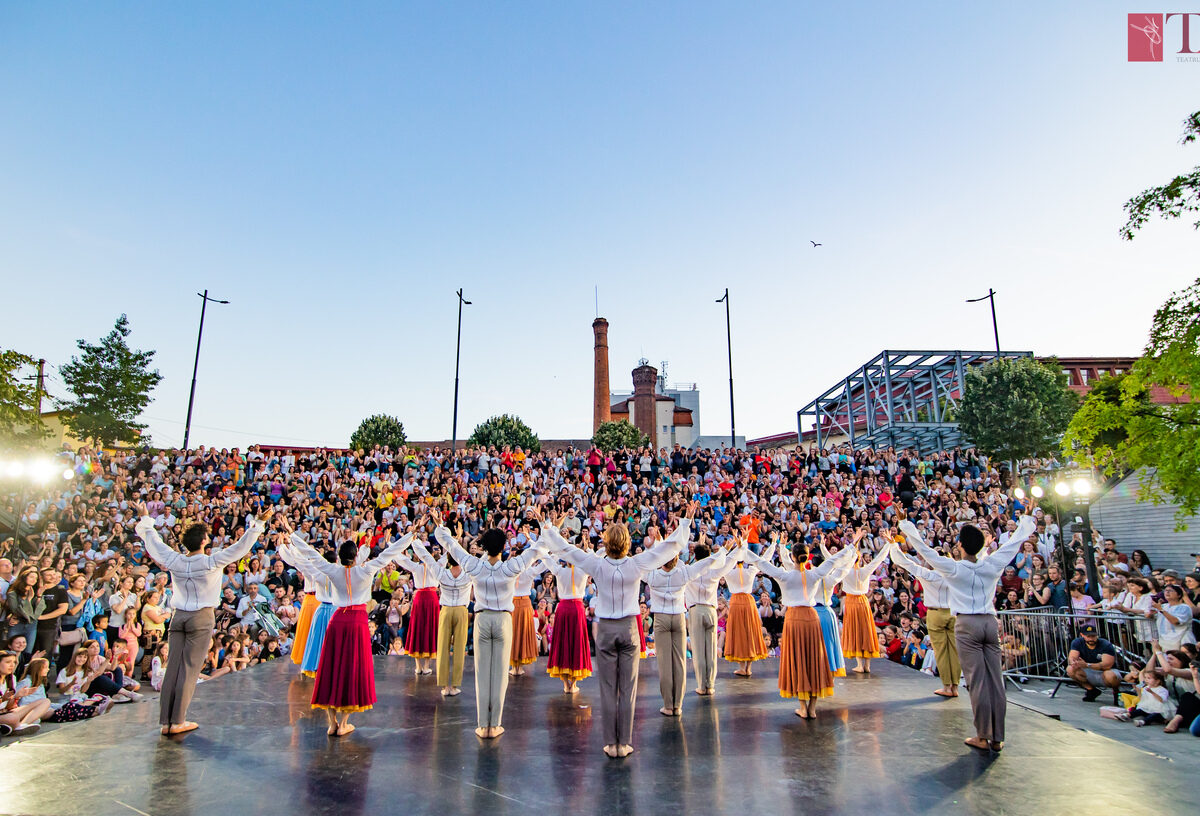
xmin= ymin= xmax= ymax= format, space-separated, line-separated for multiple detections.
xmin=510 ymin=596 xmax=539 ymax=666
xmin=290 ymin=593 xmax=320 ymax=666
xmin=779 ymin=606 xmax=835 ymax=700
xmin=724 ymin=593 xmax=768 ymax=662
xmin=841 ymin=593 xmax=880 ymax=658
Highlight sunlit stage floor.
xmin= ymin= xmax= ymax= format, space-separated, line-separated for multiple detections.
xmin=1 ymin=653 xmax=1195 ymax=816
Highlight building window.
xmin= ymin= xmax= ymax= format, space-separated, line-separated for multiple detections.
xmin=1079 ymin=369 xmax=1089 ymax=384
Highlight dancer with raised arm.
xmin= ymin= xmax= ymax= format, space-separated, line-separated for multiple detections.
xmin=839 ymin=532 xmax=891 ymax=674
xmin=278 ymin=516 xmax=413 ymax=736
xmin=510 ymin=532 xmax=546 ymax=676
xmin=685 ymin=531 xmax=741 ymax=696
xmin=389 ymin=534 xmax=441 ymax=676
xmin=815 ymin=529 xmax=867 ymax=678
xmin=408 ymin=530 xmax=472 ymax=697
xmin=432 ymin=510 xmax=551 ymax=739
xmin=134 ymin=502 xmax=272 ymax=736
xmin=887 ymin=530 xmax=961 ymax=698
xmin=289 ymin=552 xmax=321 ymax=672
xmin=540 ymin=502 xmax=696 ymax=758
xmin=898 ymin=504 xmax=1037 ymax=752
xmin=543 ymin=519 xmax=594 ymax=694
xmin=745 ymin=540 xmax=856 ymax=719
xmin=723 ymin=537 xmax=776 ymax=677
xmin=647 ymin=529 xmax=735 ymax=716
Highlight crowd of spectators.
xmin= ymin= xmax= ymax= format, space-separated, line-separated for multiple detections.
xmin=2 ymin=441 xmax=1198 ymax=739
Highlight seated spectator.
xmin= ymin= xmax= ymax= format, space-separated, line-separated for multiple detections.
xmin=1128 ymin=668 xmax=1174 ymax=727
xmin=0 ymin=650 xmax=51 ymax=736
xmin=1068 ymin=624 xmax=1122 ymax=702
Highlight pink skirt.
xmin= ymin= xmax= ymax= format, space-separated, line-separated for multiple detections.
xmin=405 ymin=587 xmax=440 ymax=658
xmin=547 ymin=598 xmax=592 ymax=680
xmin=311 ymin=605 xmax=375 ymax=712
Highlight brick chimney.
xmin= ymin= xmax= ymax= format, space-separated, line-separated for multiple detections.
xmin=593 ymin=318 xmax=611 ymax=433
xmin=632 ymin=362 xmax=658 ymax=450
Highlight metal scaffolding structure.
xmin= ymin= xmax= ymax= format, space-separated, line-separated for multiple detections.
xmin=797 ymin=349 xmax=1033 ymax=453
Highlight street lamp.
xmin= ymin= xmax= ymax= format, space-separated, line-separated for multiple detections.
xmin=716 ymin=288 xmax=736 ymax=449
xmin=1053 ymin=471 xmax=1100 ymax=601
xmin=0 ymin=456 xmax=76 ymax=550
xmin=451 ymin=288 xmax=472 ymax=453
xmin=183 ymin=290 xmax=230 ymax=452
xmin=966 ymin=288 xmax=1001 ymax=355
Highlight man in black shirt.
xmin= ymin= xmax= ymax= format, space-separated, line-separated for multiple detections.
xmin=1068 ymin=624 xmax=1121 ymax=702
xmin=35 ymin=568 xmax=69 ymax=672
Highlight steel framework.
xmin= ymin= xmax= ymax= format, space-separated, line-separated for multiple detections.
xmin=797 ymin=349 xmax=1033 ymax=453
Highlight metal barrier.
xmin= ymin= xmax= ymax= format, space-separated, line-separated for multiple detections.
xmin=996 ymin=607 xmax=1150 ymax=692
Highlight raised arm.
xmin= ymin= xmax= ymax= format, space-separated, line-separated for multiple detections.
xmin=408 ymin=535 xmax=443 ymax=574
xmin=212 ymin=506 xmax=273 ymax=568
xmin=135 ymin=513 xmax=180 ymax=571
xmin=631 ymin=503 xmax=695 ymax=571
xmin=364 ymin=532 xmax=416 ymax=573
xmin=987 ymin=512 xmax=1037 ymax=570
xmin=889 ymin=543 xmax=938 ymax=584
xmin=433 ymin=525 xmax=482 ymax=572
xmin=283 ymin=529 xmax=342 ymax=581
xmin=538 ymin=519 xmax=605 ymax=573
xmin=897 ymin=519 xmax=956 ymax=574
xmin=745 ymin=547 xmax=788 ymax=582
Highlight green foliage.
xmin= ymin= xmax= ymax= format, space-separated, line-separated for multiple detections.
xmin=957 ymin=356 xmax=1079 ymax=464
xmin=1121 ymin=110 xmax=1200 ymax=240
xmin=0 ymin=349 xmax=49 ymax=451
xmin=468 ymin=414 xmax=540 ymax=453
xmin=592 ymin=420 xmax=648 ymax=452
xmin=349 ymin=413 xmax=407 ymax=451
xmin=58 ymin=315 xmax=163 ymax=448
xmin=1065 ymin=277 xmax=1200 ymax=527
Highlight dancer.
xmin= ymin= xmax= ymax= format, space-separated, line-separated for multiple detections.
xmin=839 ymin=532 xmax=891 ymax=674
xmin=510 ymin=541 xmax=546 ymax=676
xmin=746 ymin=541 xmax=856 ymax=718
xmin=540 ymin=503 xmax=695 ymax=758
xmin=432 ymin=511 xmax=552 ymax=739
xmin=887 ymin=531 xmax=961 ymax=698
xmin=647 ymin=530 xmax=734 ymax=715
xmin=390 ymin=536 xmax=441 ymax=676
xmin=135 ymin=502 xmax=272 ymax=736
xmin=898 ymin=506 xmax=1037 ymax=752
xmin=290 ymin=564 xmax=321 ymax=671
xmin=723 ymin=537 xmax=776 ymax=676
xmin=278 ymin=516 xmax=413 ymax=736
xmin=685 ymin=532 xmax=741 ymax=696
xmin=408 ymin=533 xmax=472 ymax=697
xmin=543 ymin=522 xmax=594 ymax=694
xmin=816 ymin=529 xmax=868 ymax=678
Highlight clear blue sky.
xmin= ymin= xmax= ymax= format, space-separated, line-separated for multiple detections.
xmin=1 ymin=2 xmax=1196 ymax=449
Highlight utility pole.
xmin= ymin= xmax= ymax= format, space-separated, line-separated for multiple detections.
xmin=966 ymin=288 xmax=1001 ymax=355
xmin=716 ymin=289 xmax=736 ymax=449
xmin=34 ymin=359 xmax=45 ymax=415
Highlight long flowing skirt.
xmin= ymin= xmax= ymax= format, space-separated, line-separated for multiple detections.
xmin=724 ymin=593 xmax=768 ymax=662
xmin=779 ymin=606 xmax=835 ymax=700
xmin=311 ymin=605 xmax=375 ymax=713
xmin=290 ymin=593 xmax=320 ymax=666
xmin=841 ymin=593 xmax=880 ymax=658
xmin=404 ymin=587 xmax=440 ymax=659
xmin=547 ymin=598 xmax=592 ymax=680
xmin=815 ymin=604 xmax=847 ymax=677
xmin=637 ymin=612 xmax=648 ymax=658
xmin=510 ymin=595 xmax=539 ymax=666
xmin=301 ymin=602 xmax=334 ymax=677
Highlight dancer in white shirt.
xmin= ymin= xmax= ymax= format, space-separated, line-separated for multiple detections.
xmin=390 ymin=542 xmax=441 ymax=676
xmin=432 ymin=510 xmax=551 ymax=739
xmin=899 ymin=505 xmax=1037 ymax=752
xmin=539 ymin=503 xmax=696 ymax=758
xmin=408 ymin=530 xmax=473 ymax=697
xmin=684 ymin=533 xmax=740 ymax=696
xmin=723 ymin=540 xmax=777 ymax=677
xmin=888 ymin=533 xmax=961 ymax=698
xmin=542 ymin=523 xmax=595 ymax=694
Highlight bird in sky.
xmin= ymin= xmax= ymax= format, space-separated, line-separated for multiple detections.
xmin=810 ymin=241 xmax=822 ymax=247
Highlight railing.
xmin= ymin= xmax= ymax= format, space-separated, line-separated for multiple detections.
xmin=996 ymin=607 xmax=1149 ymax=692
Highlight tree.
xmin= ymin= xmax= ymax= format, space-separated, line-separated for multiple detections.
xmin=593 ymin=419 xmax=648 ymax=452
xmin=349 ymin=413 xmax=407 ymax=451
xmin=0 ymin=349 xmax=49 ymax=450
xmin=467 ymin=414 xmax=540 ymax=452
xmin=957 ymin=356 xmax=1079 ymax=465
xmin=58 ymin=315 xmax=163 ymax=448
xmin=1064 ymin=277 xmax=1200 ymax=527
xmin=1121 ymin=110 xmax=1200 ymax=240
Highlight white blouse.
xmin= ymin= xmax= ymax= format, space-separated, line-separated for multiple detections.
xmin=648 ymin=548 xmax=729 ymax=615
xmin=432 ymin=526 xmax=550 ymax=612
xmin=409 ymin=537 xmax=473 ymax=607
xmin=748 ymin=546 xmax=856 ymax=607
xmin=285 ymin=533 xmax=413 ymax=607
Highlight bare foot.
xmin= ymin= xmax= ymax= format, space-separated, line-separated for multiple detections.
xmin=673 ymin=708 xmax=682 ymax=716
xmin=168 ymin=722 xmax=199 ymax=734
xmin=448 ymin=688 xmax=462 ymax=697
xmin=734 ymin=670 xmax=751 ymax=677
xmin=327 ymin=725 xmax=337 ymax=735
xmin=852 ymin=667 xmax=868 ymax=674
xmin=603 ymin=745 xmax=619 ymax=758
xmin=964 ymin=736 xmax=990 ymax=751
xmin=794 ymin=708 xmax=807 ymax=718
xmin=441 ymin=688 xmax=451 ymax=696
xmin=476 ymin=727 xmax=489 ymax=739
xmin=489 ymin=726 xmax=505 ymax=738
xmin=695 ymin=688 xmax=710 ymax=696
xmin=660 ymin=707 xmax=674 ymax=716
xmin=934 ymin=689 xmax=955 ymax=698
xmin=617 ymin=745 xmax=634 ymax=757
xmin=160 ymin=726 xmax=170 ymax=735
xmin=336 ymin=723 xmax=356 ymax=737
xmin=989 ymin=741 xmax=1003 ymax=752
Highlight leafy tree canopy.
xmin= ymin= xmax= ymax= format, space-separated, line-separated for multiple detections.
xmin=349 ymin=413 xmax=407 ymax=452
xmin=468 ymin=414 xmax=540 ymax=453
xmin=1121 ymin=110 xmax=1200 ymax=240
xmin=0 ymin=349 xmax=49 ymax=451
xmin=592 ymin=419 xmax=648 ymax=452
xmin=957 ymin=356 xmax=1079 ymax=464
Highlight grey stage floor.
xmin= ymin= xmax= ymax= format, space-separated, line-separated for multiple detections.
xmin=0 ymin=653 xmax=1195 ymax=816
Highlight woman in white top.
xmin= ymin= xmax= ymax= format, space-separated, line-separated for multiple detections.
xmin=390 ymin=540 xmax=442 ymax=676
xmin=1151 ymin=585 xmax=1196 ymax=652
xmin=540 ymin=502 xmax=696 ymax=759
xmin=408 ymin=533 xmax=473 ymax=697
xmin=723 ymin=539 xmax=777 ymax=677
xmin=746 ymin=541 xmax=856 ymax=719
xmin=839 ymin=538 xmax=891 ymax=673
xmin=542 ymin=525 xmax=595 ymax=694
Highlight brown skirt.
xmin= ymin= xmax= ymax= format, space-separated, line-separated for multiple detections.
xmin=779 ymin=606 xmax=835 ymax=700
xmin=510 ymin=596 xmax=539 ymax=666
xmin=724 ymin=593 xmax=768 ymax=662
xmin=841 ymin=593 xmax=880 ymax=658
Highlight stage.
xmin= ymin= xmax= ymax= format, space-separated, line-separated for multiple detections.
xmin=1 ymin=655 xmax=1195 ymax=815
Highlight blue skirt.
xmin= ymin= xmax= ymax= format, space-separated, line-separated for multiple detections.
xmin=814 ymin=604 xmax=846 ymax=677
xmin=301 ymin=602 xmax=334 ymax=676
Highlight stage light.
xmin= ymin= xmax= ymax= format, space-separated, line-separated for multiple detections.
xmin=6 ymin=461 xmax=24 ymax=478
xmin=1014 ymin=488 xmax=1026 ymax=500
xmin=1073 ymin=479 xmax=1092 ymax=496
xmin=1054 ymin=482 xmax=1070 ymax=497
xmin=63 ymin=468 xmax=75 ymax=480
xmin=1031 ymin=485 xmax=1044 ymax=498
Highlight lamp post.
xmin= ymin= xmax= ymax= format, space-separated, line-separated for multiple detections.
xmin=716 ymin=288 xmax=736 ymax=449
xmin=966 ymin=288 xmax=1001 ymax=355
xmin=451 ymin=288 xmax=472 ymax=453
xmin=1054 ymin=471 xmax=1100 ymax=601
xmin=1 ymin=458 xmax=76 ymax=552
xmin=183 ymin=290 xmax=230 ymax=452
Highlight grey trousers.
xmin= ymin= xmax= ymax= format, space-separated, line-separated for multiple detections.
xmin=955 ymin=613 xmax=1006 ymax=742
xmin=160 ymin=607 xmax=215 ymax=727
xmin=473 ymin=610 xmax=512 ymax=729
xmin=596 ymin=616 xmax=641 ymax=746
xmin=654 ymin=613 xmax=687 ymax=709
xmin=688 ymin=605 xmax=718 ymax=692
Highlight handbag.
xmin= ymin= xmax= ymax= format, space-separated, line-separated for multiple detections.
xmin=58 ymin=626 xmax=85 ymax=646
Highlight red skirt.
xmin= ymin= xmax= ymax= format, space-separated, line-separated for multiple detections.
xmin=637 ymin=612 xmax=648 ymax=658
xmin=311 ymin=605 xmax=375 ymax=713
xmin=547 ymin=598 xmax=592 ymax=680
xmin=405 ymin=587 xmax=440 ymax=659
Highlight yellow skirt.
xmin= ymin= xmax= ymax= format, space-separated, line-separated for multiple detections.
xmin=291 ymin=593 xmax=320 ymax=666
